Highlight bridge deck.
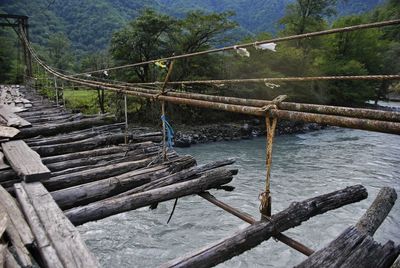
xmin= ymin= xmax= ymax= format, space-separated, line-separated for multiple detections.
xmin=0 ymin=84 xmax=397 ymax=267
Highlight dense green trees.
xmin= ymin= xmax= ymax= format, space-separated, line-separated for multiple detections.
xmin=110 ymin=10 xmax=236 ymax=83
xmin=1 ymin=0 xmax=398 ymax=113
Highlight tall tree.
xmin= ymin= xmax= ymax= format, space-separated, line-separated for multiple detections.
xmin=110 ymin=9 xmax=176 ymax=82
xmin=47 ymin=32 xmax=74 ymax=70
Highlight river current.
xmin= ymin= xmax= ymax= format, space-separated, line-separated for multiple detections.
xmin=79 ymin=126 xmax=400 ymax=267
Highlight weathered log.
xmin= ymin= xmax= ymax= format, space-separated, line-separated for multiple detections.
xmin=356 ymin=187 xmax=397 ymax=236
xmin=392 ymin=256 xmax=400 ymax=268
xmin=0 ymin=143 xmax=159 ymax=185
xmin=198 ymin=191 xmax=315 ymax=256
xmin=48 ymin=148 xmax=165 ymax=177
xmin=52 ymin=155 xmax=196 ymax=209
xmin=2 ymin=140 xmax=50 ymax=182
xmin=53 ymin=165 xmax=166 ymax=210
xmin=117 ymin=158 xmax=236 ymax=197
xmin=15 ymin=182 xmax=99 ymax=268
xmin=16 ymin=116 xmax=116 ymax=139
xmin=32 ymin=132 xmax=161 ymax=157
xmin=41 ymin=145 xmax=125 ymax=164
xmin=27 ymin=131 xmax=99 ymax=147
xmin=161 ymin=185 xmax=368 ymax=268
xmin=65 ymin=168 xmax=235 ymax=225
xmin=25 ymin=113 xmax=82 ymax=124
xmin=23 ymin=122 xmax=125 ymax=144
xmin=46 ymin=145 xmax=159 ymax=172
xmin=295 ymin=226 xmax=400 ymax=268
xmin=43 ymin=154 xmax=167 ymax=191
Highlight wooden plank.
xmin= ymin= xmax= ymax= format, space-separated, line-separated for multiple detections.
xmin=4 ymin=219 xmax=32 ymax=267
xmin=0 ymin=206 xmax=8 ymax=237
xmin=0 ymin=126 xmax=20 ymax=139
xmin=0 ymin=152 xmax=10 ymax=171
xmin=14 ymin=183 xmax=63 ymax=268
xmin=0 ymin=107 xmax=31 ymax=128
xmin=21 ymin=182 xmax=99 ymax=267
xmin=2 ymin=140 xmax=51 ymax=182
xmin=0 ymin=243 xmax=6 ymax=267
xmin=295 ymin=226 xmax=400 ymax=268
xmin=0 ymin=185 xmax=34 ymax=246
xmin=5 ymin=248 xmax=21 ymax=268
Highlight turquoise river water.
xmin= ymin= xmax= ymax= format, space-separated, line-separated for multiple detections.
xmin=79 ymin=126 xmax=400 ymax=267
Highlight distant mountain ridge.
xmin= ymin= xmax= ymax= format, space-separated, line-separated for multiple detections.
xmin=1 ymin=0 xmax=385 ymax=54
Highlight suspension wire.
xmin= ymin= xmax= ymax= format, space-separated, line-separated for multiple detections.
xmin=131 ymin=75 xmax=400 ymax=86
xmin=69 ymin=19 xmax=400 ymax=77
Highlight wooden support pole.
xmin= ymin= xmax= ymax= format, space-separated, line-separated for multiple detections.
xmin=199 ymin=192 xmax=314 ymax=256
xmin=54 ymin=76 xmax=58 ymax=106
xmin=124 ymin=94 xmax=128 ymax=144
xmin=161 ymin=185 xmax=368 ymax=268
xmin=161 ymin=60 xmax=175 ymax=161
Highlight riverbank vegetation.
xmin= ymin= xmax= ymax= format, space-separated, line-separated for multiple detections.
xmin=1 ymin=0 xmax=399 ymax=124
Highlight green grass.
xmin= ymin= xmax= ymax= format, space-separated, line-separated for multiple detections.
xmin=63 ymin=89 xmax=100 ymax=114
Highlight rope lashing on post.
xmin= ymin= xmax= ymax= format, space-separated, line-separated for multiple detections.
xmin=259 ymin=95 xmax=287 ymax=218
xmin=161 ymin=114 xmax=174 ymax=149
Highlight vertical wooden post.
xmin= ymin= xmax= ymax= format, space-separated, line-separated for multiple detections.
xmin=160 ymin=60 xmax=175 ymax=161
xmin=260 ymin=111 xmax=277 ymax=218
xmin=62 ymin=80 xmax=65 ymax=107
xmin=54 ymin=76 xmax=59 ymax=106
xmin=124 ymin=94 xmax=128 ymax=144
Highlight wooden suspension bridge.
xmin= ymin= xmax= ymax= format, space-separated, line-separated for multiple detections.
xmin=0 ymin=13 xmax=399 ymax=267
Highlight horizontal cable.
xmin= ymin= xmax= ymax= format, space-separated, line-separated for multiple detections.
xmin=132 ymin=75 xmax=400 ymax=86
xmin=69 ymin=19 xmax=400 ymax=77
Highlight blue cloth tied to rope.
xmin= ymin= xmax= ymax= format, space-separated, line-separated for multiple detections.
xmin=161 ymin=114 xmax=174 ymax=149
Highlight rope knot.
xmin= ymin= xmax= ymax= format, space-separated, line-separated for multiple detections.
xmin=259 ymin=190 xmax=271 ymax=216
xmin=259 ymin=94 xmax=287 ymax=115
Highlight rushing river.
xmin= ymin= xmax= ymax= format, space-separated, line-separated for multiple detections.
xmin=79 ymin=127 xmax=400 ymax=267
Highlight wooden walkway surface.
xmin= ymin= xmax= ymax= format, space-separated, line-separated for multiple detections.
xmin=0 ymin=85 xmax=237 ymax=267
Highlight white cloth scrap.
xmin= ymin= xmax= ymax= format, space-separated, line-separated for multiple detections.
xmin=255 ymin=43 xmax=277 ymax=52
xmin=234 ymin=45 xmax=250 ymax=57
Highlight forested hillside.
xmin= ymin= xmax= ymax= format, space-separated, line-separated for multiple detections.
xmin=1 ymin=0 xmax=384 ymax=53
xmin=1 ymin=0 xmax=398 ymax=118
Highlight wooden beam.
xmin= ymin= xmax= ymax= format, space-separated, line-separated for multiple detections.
xmin=161 ymin=185 xmax=368 ymax=268
xmin=2 ymin=140 xmax=50 ymax=182
xmin=65 ymin=168 xmax=235 ymax=225
xmin=295 ymin=226 xmax=399 ymax=268
xmin=199 ymin=192 xmax=315 ymax=256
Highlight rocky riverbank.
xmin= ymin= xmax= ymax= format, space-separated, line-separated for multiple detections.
xmin=173 ymin=120 xmax=326 ymax=147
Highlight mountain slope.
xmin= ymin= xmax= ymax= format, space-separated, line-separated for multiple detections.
xmin=1 ymin=0 xmax=384 ymax=54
